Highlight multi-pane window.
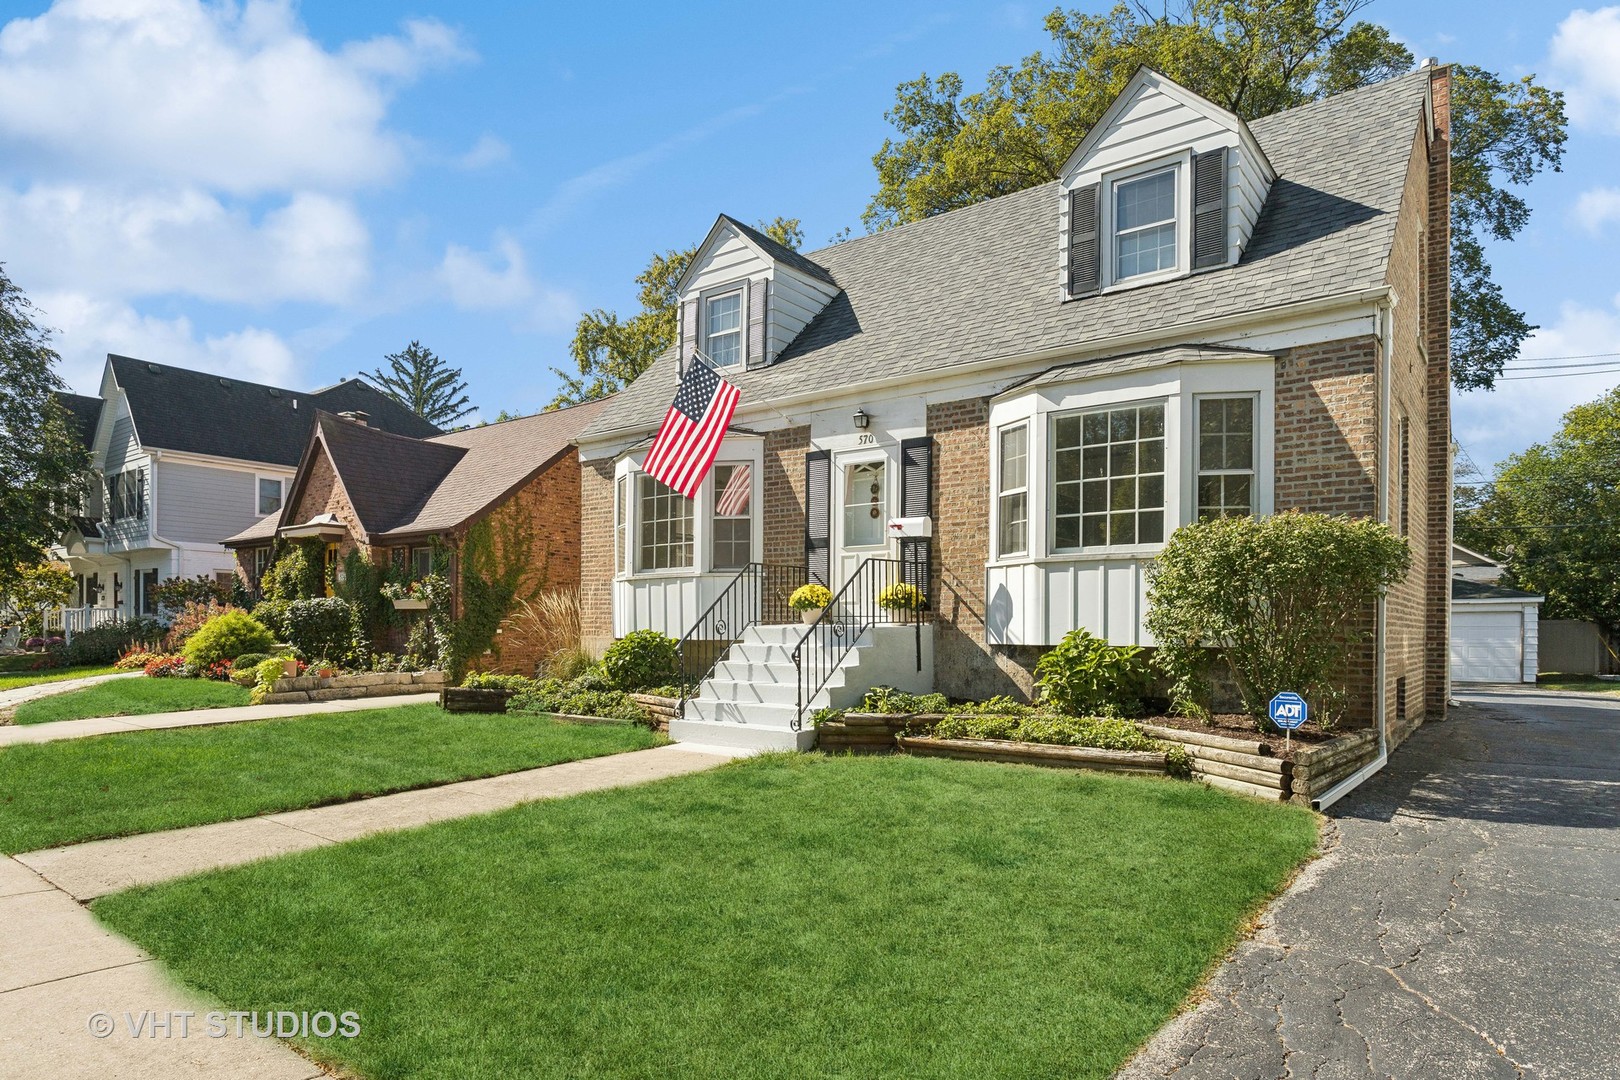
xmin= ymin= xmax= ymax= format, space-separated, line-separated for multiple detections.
xmin=1114 ymin=168 xmax=1177 ymax=280
xmin=638 ymin=474 xmax=694 ymax=570
xmin=1053 ymin=402 xmax=1165 ymax=549
xmin=705 ymin=292 xmax=743 ymax=367
xmin=105 ymin=469 xmax=146 ymax=522
xmin=615 ymin=476 xmax=628 ymax=575
xmin=258 ymin=477 xmax=283 ymax=515
xmin=710 ymin=463 xmax=754 ymax=570
xmin=411 ymin=546 xmax=433 ymax=580
xmin=1196 ymin=397 xmax=1255 ymax=519
xmin=997 ymin=424 xmax=1029 ymax=556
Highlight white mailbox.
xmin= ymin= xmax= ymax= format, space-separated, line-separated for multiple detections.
xmin=886 ymin=516 xmax=933 ymax=538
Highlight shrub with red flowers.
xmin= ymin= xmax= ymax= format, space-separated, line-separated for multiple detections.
xmin=197 ymin=659 xmax=234 ymax=681
xmin=159 ymin=600 xmax=242 ymax=653
xmin=116 ymin=648 xmax=165 ymax=671
xmin=143 ymin=655 xmax=188 ymax=678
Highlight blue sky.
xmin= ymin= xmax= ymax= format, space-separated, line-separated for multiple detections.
xmin=1 ymin=1 xmax=1616 ymax=474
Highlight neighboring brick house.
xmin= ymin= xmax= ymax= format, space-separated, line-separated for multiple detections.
xmin=49 ymin=355 xmax=438 ymax=625
xmin=576 ymin=65 xmax=1452 ymax=753
xmin=224 ymin=400 xmax=608 ymax=675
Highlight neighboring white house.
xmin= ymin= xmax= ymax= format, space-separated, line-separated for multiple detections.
xmin=52 ymin=355 xmax=439 ymax=621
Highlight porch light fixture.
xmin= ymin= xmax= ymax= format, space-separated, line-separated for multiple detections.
xmin=852 ymin=409 xmax=870 ymax=430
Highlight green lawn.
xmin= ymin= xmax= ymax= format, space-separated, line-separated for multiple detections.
xmin=0 ymin=704 xmax=663 ymax=852
xmin=0 ymin=665 xmax=121 ymax=693
xmin=95 ymin=754 xmax=1317 ymax=1079
xmin=10 ymin=677 xmax=251 ymax=725
xmin=1537 ymin=673 xmax=1620 ymax=696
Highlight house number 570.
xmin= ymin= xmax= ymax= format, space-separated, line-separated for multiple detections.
xmin=855 ymin=433 xmax=875 ymax=445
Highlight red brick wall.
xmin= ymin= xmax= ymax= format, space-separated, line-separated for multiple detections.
xmin=580 ymin=456 xmax=616 ymax=652
xmin=762 ymin=426 xmax=810 ymax=566
xmin=1423 ymin=65 xmax=1453 ymax=721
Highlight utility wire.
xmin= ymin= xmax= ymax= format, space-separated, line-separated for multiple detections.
xmin=1497 ymin=366 xmax=1620 ymax=381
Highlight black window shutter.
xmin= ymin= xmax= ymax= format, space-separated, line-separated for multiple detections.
xmin=746 ymin=277 xmax=768 ymax=368
xmin=898 ymin=436 xmax=933 ymax=604
xmin=1192 ymin=147 xmax=1228 ymax=269
xmin=805 ymin=450 xmax=831 ymax=587
xmin=136 ymin=469 xmax=147 ymax=520
xmin=1067 ymin=184 xmax=1101 ymax=297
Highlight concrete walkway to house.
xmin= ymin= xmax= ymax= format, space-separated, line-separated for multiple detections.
xmin=1118 ymin=688 xmax=1620 ymax=1080
xmin=0 ymin=670 xmax=142 ymax=715
xmin=0 ymin=743 xmax=733 ymax=1079
xmin=0 ymin=691 xmax=437 ymax=747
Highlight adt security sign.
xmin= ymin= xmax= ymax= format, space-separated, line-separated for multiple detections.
xmin=1268 ymin=692 xmax=1308 ymax=730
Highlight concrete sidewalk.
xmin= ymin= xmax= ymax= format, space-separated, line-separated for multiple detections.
xmin=0 ymin=671 xmax=142 ymax=715
xmin=1 ymin=743 xmax=733 ymax=1079
xmin=17 ymin=744 xmax=734 ymax=900
xmin=0 ymin=692 xmax=437 ymax=747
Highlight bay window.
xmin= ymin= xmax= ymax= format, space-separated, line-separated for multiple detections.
xmin=615 ymin=475 xmax=628 ymax=575
xmin=1052 ymin=401 xmax=1165 ymax=549
xmin=638 ymin=474 xmax=693 ymax=571
xmin=997 ymin=424 xmax=1028 ymax=556
xmin=1195 ymin=396 xmax=1255 ymax=519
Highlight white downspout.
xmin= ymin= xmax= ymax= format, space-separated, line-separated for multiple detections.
xmin=1314 ymin=302 xmax=1394 ymax=811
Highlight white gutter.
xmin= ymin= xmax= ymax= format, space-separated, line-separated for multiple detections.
xmin=1314 ymin=299 xmax=1395 ymax=811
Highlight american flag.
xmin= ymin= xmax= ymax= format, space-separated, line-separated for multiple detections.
xmin=641 ymin=355 xmax=741 ymax=498
xmin=715 ymin=464 xmax=752 ymax=515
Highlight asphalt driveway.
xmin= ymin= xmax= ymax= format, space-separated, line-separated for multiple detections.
xmin=1119 ymin=687 xmax=1620 ymax=1080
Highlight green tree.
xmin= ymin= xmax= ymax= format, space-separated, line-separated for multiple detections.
xmin=0 ymin=265 xmax=90 ymax=596
xmin=370 ymin=341 xmax=473 ymax=427
xmin=864 ymin=2 xmax=1565 ymax=391
xmin=550 ymin=217 xmax=803 ymax=407
xmin=1457 ymin=388 xmax=1620 ymax=631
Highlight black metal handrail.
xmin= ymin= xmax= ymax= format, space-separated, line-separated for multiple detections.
xmin=676 ymin=562 xmax=809 ymax=717
xmin=792 ymin=558 xmax=923 ymax=730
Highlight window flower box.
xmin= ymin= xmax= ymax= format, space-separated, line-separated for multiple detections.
xmin=392 ymin=597 xmax=428 ymax=611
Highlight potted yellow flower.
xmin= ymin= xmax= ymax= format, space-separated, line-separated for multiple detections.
xmin=877 ymin=582 xmax=926 ymax=613
xmin=788 ymin=583 xmax=833 ymax=625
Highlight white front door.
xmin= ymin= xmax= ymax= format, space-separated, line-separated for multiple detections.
xmin=833 ymin=451 xmax=896 ymax=589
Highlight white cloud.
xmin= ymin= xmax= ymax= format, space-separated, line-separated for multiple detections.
xmin=37 ymin=290 xmax=300 ymax=394
xmin=437 ymin=233 xmax=576 ymax=332
xmin=1549 ymin=7 xmax=1620 ymax=133
xmin=0 ymin=0 xmax=471 ymax=194
xmin=1454 ymin=296 xmax=1620 ymax=471
xmin=455 ymin=134 xmax=511 ymax=170
xmin=0 ymin=185 xmax=370 ymax=304
xmin=1572 ymin=186 xmax=1620 ymax=231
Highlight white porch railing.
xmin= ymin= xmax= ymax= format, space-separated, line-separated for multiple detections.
xmin=40 ymin=605 xmax=124 ymax=643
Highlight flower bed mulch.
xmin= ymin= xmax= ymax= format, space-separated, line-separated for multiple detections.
xmin=1137 ymin=712 xmax=1358 ymax=760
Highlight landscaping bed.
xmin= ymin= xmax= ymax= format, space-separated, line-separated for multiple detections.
xmin=0 ymin=703 xmax=664 ymax=853
xmin=260 ymin=669 xmax=445 ymax=704
xmin=93 ymin=753 xmax=1318 ymax=1079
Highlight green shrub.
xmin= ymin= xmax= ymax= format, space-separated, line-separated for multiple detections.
xmin=1144 ymin=511 xmax=1411 ymax=727
xmin=231 ymin=652 xmax=273 ymax=671
xmin=507 ymin=675 xmax=651 ymax=725
xmin=1034 ymin=628 xmax=1149 ymax=718
xmin=566 ymin=665 xmax=614 ymax=693
xmin=55 ymin=618 xmax=166 ymax=665
xmin=929 ymin=713 xmax=1164 ymax=753
xmin=856 ymin=686 xmax=949 ymax=714
xmin=461 ymin=672 xmax=535 ymax=692
xmin=259 ymin=541 xmax=325 ymax=602
xmin=947 ymin=695 xmax=1039 ymax=717
xmin=281 ymin=597 xmax=365 ymax=666
xmin=602 ymin=630 xmax=677 ymax=692
xmin=181 ymin=611 xmax=275 ymax=667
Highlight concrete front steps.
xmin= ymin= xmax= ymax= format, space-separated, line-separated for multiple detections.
xmin=669 ymin=623 xmax=934 ymax=753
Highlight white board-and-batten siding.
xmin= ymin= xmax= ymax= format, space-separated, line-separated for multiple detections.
xmin=985 ymin=559 xmax=1154 ymax=648
xmin=1059 ymin=76 xmax=1273 ymax=279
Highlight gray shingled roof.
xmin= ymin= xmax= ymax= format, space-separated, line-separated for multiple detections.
xmin=1452 ymin=579 xmax=1542 ymax=602
xmin=110 ymin=355 xmax=441 ymax=465
xmin=581 ymin=70 xmax=1431 ymax=443
xmin=722 ymin=216 xmax=836 ymax=285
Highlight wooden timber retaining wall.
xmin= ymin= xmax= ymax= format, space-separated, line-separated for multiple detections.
xmin=629 ymin=694 xmax=677 ymax=734
xmin=261 ymin=670 xmax=445 ymax=705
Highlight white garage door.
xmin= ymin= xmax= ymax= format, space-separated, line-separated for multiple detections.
xmin=1451 ymin=610 xmax=1522 ymax=683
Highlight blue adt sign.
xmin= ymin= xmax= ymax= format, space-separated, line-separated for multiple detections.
xmin=1268 ymin=692 xmax=1308 ymax=730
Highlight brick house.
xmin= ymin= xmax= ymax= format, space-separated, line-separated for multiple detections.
xmin=225 ymin=399 xmax=609 ymax=674
xmin=575 ymin=65 xmax=1453 ymax=752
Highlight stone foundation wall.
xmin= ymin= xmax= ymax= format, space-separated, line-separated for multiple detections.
xmin=260 ymin=670 xmax=445 ymax=705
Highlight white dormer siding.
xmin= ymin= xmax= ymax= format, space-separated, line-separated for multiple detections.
xmin=676 ymin=218 xmax=838 ymax=369
xmin=1058 ymin=69 xmax=1275 ymax=298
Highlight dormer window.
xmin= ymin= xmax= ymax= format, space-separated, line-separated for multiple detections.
xmin=705 ymin=291 xmax=743 ymax=368
xmin=1113 ymin=167 xmax=1179 ymax=281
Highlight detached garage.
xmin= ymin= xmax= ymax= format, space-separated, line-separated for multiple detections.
xmin=1450 ymin=580 xmax=1543 ymax=684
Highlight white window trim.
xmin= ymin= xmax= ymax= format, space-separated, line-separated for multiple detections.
xmin=985 ymin=358 xmax=1274 ymax=569
xmin=613 ymin=436 xmax=764 ymax=579
xmin=1100 ymin=152 xmax=1192 ymax=293
xmin=994 ymin=422 xmax=1030 ymax=558
xmin=701 ymin=281 xmax=748 ymax=369
xmin=836 ymin=447 xmax=894 ymax=554
xmin=1192 ymin=392 xmax=1261 ymax=521
xmin=254 ymin=474 xmax=284 ymax=517
xmin=1047 ymin=395 xmax=1170 ymax=558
